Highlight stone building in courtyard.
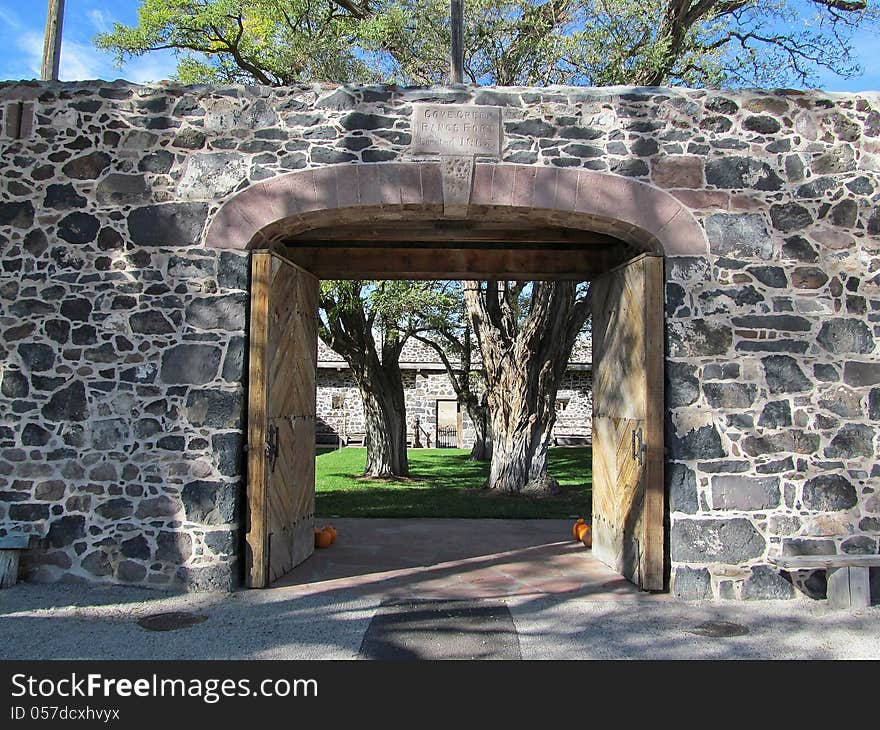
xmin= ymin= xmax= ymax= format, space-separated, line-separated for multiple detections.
xmin=315 ymin=334 xmax=593 ymax=448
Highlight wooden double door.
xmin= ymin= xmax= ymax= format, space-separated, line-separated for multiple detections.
xmin=243 ymin=249 xmax=665 ymax=592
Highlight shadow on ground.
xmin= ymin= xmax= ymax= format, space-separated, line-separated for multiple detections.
xmin=1 ymin=518 xmax=878 ymax=660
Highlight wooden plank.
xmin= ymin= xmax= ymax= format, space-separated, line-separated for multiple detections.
xmin=245 ymin=252 xmax=272 ymax=588
xmin=771 ymin=555 xmax=880 ymax=569
xmin=246 ymin=250 xmax=320 ymax=588
xmin=642 ymin=254 xmax=665 ymax=591
xmin=826 ymin=567 xmax=849 ymax=609
xmin=292 ymin=222 xmax=621 ymax=245
xmin=848 ymin=567 xmax=871 ymax=609
xmin=826 ymin=566 xmax=871 ymax=610
xmin=0 ymin=549 xmax=20 ymax=588
xmin=281 ymin=245 xmax=621 ymax=281
xmin=264 ymin=257 xmax=318 ymax=583
xmin=0 ymin=535 xmax=28 ymax=549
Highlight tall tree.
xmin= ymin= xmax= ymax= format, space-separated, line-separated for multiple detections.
xmin=95 ymin=0 xmax=376 ymax=84
xmin=464 ymin=281 xmax=591 ymax=493
xmin=319 ymin=280 xmax=455 ymax=478
xmin=409 ymin=283 xmax=492 ymax=461
xmin=96 ymin=0 xmax=876 ymax=88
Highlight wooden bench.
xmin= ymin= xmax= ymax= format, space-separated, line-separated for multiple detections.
xmin=0 ymin=534 xmax=29 ymax=588
xmin=770 ymin=554 xmax=880 ymax=609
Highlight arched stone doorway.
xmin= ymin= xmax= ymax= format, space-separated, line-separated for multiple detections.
xmin=204 ymin=162 xmax=709 ymax=591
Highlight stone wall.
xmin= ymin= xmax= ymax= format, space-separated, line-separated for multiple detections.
xmin=1 ymin=79 xmax=878 ymax=599
xmin=315 ymin=366 xmax=592 ymax=448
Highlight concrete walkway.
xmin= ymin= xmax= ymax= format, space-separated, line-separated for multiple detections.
xmin=1 ymin=519 xmax=878 ymax=660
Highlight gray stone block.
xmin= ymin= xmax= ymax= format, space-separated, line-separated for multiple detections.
xmin=711 ymin=475 xmax=780 ymax=511
xmin=672 ymin=566 xmax=712 ymax=599
xmin=704 ymin=212 xmax=773 ymax=259
xmin=181 ymin=480 xmax=237 ymax=525
xmin=802 ymin=474 xmax=858 ymax=511
xmin=671 ymin=518 xmax=766 ymax=563
xmin=668 ymin=424 xmax=725 ymax=461
xmin=128 ymin=203 xmax=209 ymax=247
xmin=741 ymin=565 xmax=795 ymax=600
xmin=160 ymin=344 xmax=222 ymax=385
xmin=668 ymin=462 xmax=699 ymax=514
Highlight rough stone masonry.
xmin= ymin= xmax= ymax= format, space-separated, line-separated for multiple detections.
xmin=0 ymin=80 xmax=878 ymax=599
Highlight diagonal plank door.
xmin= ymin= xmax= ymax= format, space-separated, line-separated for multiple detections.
xmin=591 ymin=253 xmax=664 ymax=591
xmin=246 ymin=251 xmax=319 ymax=588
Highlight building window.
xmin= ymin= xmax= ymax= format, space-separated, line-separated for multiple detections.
xmin=557 ymin=398 xmax=570 ymax=412
xmin=332 ymin=395 xmax=345 ymax=410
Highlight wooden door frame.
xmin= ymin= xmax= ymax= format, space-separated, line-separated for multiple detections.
xmin=244 ymin=247 xmax=667 ymax=592
xmin=434 ymin=398 xmax=459 ymax=447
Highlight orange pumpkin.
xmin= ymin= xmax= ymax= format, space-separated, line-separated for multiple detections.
xmin=315 ymin=529 xmax=332 ymax=549
xmin=580 ymin=525 xmax=593 ymax=548
xmin=324 ymin=525 xmax=338 ymax=543
xmin=572 ymin=518 xmax=585 ymax=540
xmin=575 ymin=522 xmax=589 ymax=542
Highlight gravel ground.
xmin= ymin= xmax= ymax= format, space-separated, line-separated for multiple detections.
xmin=2 ymin=581 xmax=878 ymax=660
xmin=509 ymin=595 xmax=880 ymax=660
xmin=0 ymin=583 xmax=379 ymax=660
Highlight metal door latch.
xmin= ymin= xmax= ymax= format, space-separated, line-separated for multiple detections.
xmin=266 ymin=423 xmax=279 ymax=472
xmin=632 ymin=426 xmax=645 ymax=466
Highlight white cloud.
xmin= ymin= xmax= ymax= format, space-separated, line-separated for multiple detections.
xmin=8 ymin=27 xmax=178 ymax=83
xmin=0 ymin=2 xmax=178 ymax=83
xmin=0 ymin=7 xmax=23 ymax=32
xmin=59 ymin=39 xmax=110 ymax=81
xmin=14 ymin=31 xmax=43 ymax=79
xmin=123 ymin=51 xmax=180 ymax=83
xmin=87 ymin=9 xmax=109 ymax=34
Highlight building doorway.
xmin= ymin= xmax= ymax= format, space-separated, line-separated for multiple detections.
xmin=244 ymin=240 xmax=664 ymax=592
xmin=435 ymin=399 xmax=460 ymax=448
xmin=199 ymin=162 xmax=706 ymax=593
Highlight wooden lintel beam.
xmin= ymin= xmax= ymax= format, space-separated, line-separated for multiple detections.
xmin=280 ymin=245 xmax=622 ymax=280
xmin=289 ymin=239 xmax=617 ymax=252
xmin=291 ymin=225 xmax=621 ymax=246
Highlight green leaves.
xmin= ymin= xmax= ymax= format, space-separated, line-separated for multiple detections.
xmin=94 ymin=0 xmax=879 ymax=88
xmin=94 ymin=0 xmax=377 ymax=84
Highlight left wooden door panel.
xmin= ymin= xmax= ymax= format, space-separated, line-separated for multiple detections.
xmin=246 ymin=251 xmax=319 ymax=588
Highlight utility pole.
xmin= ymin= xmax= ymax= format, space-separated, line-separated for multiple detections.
xmin=450 ymin=0 xmax=464 ymax=83
xmin=41 ymin=0 xmax=66 ymax=81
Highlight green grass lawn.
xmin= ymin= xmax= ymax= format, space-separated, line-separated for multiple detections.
xmin=315 ymin=447 xmax=591 ymax=519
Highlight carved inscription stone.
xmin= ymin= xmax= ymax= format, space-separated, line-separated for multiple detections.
xmin=411 ymin=104 xmax=502 ymax=157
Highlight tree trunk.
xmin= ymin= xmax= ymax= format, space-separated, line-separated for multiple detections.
xmin=318 ymin=283 xmax=409 ymax=479
xmin=464 ymin=280 xmax=590 ymax=494
xmin=465 ymin=397 xmax=492 ymax=461
xmin=409 ymin=326 xmax=493 ymax=461
xmin=357 ymin=358 xmax=408 ymax=477
xmin=482 ymin=332 xmax=568 ymax=494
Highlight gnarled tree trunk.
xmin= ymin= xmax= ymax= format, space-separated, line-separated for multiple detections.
xmin=357 ymin=357 xmax=408 ymax=477
xmin=464 ymin=280 xmax=590 ymax=494
xmin=465 ymin=394 xmax=492 ymax=462
xmin=319 ymin=283 xmax=409 ymax=478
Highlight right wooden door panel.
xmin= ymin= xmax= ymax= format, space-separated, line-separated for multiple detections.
xmin=591 ymin=254 xmax=665 ymax=591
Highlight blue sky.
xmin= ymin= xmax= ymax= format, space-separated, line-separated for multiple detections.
xmin=0 ymin=0 xmax=878 ymax=90
xmin=0 ymin=1 xmax=179 ymax=83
